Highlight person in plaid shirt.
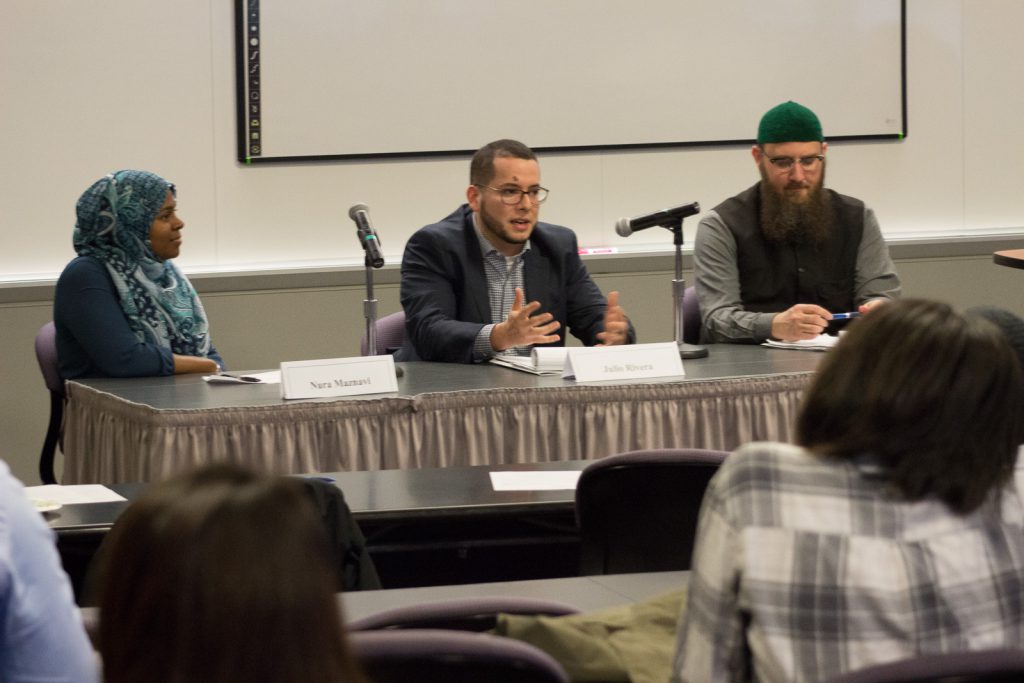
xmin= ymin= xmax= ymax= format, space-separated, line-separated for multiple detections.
xmin=672 ymin=298 xmax=1024 ymax=682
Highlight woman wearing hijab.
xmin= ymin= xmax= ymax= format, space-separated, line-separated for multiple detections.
xmin=54 ymin=170 xmax=223 ymax=378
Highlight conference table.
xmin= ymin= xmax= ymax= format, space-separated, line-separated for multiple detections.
xmin=51 ymin=460 xmax=639 ymax=593
xmin=340 ymin=570 xmax=687 ymax=622
xmin=51 ymin=460 xmax=591 ymax=588
xmin=62 ymin=344 xmax=823 ymax=484
xmin=81 ymin=570 xmax=687 ymax=638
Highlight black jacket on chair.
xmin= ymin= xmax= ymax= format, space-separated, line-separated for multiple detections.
xmin=298 ymin=478 xmax=381 ymax=591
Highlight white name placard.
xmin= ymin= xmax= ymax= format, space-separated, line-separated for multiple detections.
xmin=564 ymin=342 xmax=684 ymax=383
xmin=280 ymin=355 xmax=399 ymax=400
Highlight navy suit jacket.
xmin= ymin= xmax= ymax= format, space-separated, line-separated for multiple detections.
xmin=397 ymin=205 xmax=632 ymax=363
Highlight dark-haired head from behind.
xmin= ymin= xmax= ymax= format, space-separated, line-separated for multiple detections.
xmin=93 ymin=463 xmax=367 ymax=683
xmin=797 ymin=298 xmax=1024 ymax=515
xmin=968 ymin=305 xmax=1024 ymax=371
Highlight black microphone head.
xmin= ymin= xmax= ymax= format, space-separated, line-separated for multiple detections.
xmin=348 ymin=203 xmax=369 ymax=220
xmin=615 ymin=217 xmax=633 ymax=238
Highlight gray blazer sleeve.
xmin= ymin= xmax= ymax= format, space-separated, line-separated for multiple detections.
xmin=854 ymin=208 xmax=901 ymax=304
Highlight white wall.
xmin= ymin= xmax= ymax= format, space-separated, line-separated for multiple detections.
xmin=2 ymin=0 xmax=1022 ymax=281
xmin=3 ymin=0 xmax=1024 ymax=485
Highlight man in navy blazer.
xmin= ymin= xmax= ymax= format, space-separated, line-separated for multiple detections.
xmin=396 ymin=139 xmax=634 ymax=363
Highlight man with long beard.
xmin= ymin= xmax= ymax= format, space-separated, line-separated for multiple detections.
xmin=694 ymin=101 xmax=901 ymax=343
xmin=397 ymin=139 xmax=634 ymax=363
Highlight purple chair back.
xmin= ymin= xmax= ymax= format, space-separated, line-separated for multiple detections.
xmin=828 ymin=648 xmax=1024 ymax=682
xmin=360 ymin=310 xmax=407 ymax=356
xmin=576 ymin=448 xmax=728 ymax=574
xmin=350 ymin=629 xmax=570 ymax=683
xmin=348 ymin=596 xmax=580 ymax=632
xmin=34 ymin=322 xmax=64 ymax=484
xmin=35 ymin=321 xmax=63 ymax=395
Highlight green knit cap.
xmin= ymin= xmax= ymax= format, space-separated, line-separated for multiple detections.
xmin=757 ymin=101 xmax=823 ymax=144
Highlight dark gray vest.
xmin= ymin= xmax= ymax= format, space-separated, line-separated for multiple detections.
xmin=714 ymin=183 xmax=865 ymax=317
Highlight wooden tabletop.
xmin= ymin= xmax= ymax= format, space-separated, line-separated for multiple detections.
xmin=993 ymin=249 xmax=1024 ymax=269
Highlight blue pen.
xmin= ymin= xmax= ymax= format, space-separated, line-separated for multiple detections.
xmin=831 ymin=312 xmax=861 ymax=320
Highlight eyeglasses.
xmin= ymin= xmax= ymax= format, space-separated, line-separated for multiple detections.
xmin=763 ymin=154 xmax=825 ymax=172
xmin=476 ymin=184 xmax=549 ymax=205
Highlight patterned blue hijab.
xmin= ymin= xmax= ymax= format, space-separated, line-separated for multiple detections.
xmin=73 ymin=170 xmax=211 ymax=357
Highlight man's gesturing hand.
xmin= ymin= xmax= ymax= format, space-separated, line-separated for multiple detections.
xmin=490 ymin=288 xmax=561 ymax=351
xmin=596 ymin=290 xmax=630 ymax=346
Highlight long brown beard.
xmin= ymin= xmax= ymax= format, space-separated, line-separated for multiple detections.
xmin=759 ymin=165 xmax=832 ymax=245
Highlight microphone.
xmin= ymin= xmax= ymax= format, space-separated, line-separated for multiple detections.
xmin=615 ymin=202 xmax=700 ymax=237
xmin=348 ymin=203 xmax=385 ymax=268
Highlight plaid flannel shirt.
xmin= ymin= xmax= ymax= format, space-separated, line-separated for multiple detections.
xmin=671 ymin=442 xmax=1024 ymax=683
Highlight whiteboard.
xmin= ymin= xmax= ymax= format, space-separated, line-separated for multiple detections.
xmin=237 ymin=0 xmax=905 ymax=162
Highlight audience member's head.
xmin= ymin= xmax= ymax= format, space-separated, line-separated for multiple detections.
xmin=798 ymin=298 xmax=1024 ymax=514
xmin=968 ymin=305 xmax=1024 ymax=370
xmin=94 ymin=463 xmax=366 ymax=683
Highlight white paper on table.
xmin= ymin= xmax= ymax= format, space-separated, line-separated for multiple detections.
xmin=204 ymin=370 xmax=282 ymax=385
xmin=24 ymin=484 xmax=126 ymax=505
xmin=489 ymin=348 xmax=567 ymax=375
xmin=763 ymin=334 xmax=840 ymax=351
xmin=489 ymin=470 xmax=582 ymax=491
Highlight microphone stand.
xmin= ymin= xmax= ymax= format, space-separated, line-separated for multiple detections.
xmin=349 ymin=203 xmax=386 ymax=357
xmin=667 ymin=219 xmax=709 ymax=359
xmin=362 ymin=252 xmax=378 ymax=356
